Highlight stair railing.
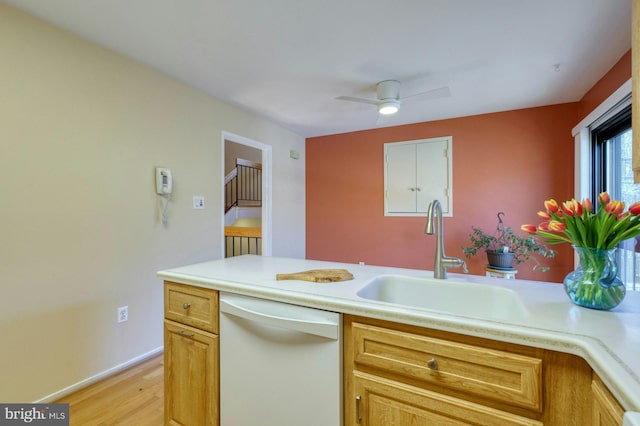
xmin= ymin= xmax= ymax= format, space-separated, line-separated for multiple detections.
xmin=225 ymin=159 xmax=262 ymax=213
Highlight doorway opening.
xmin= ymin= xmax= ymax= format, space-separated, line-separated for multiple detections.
xmin=221 ymin=131 xmax=272 ymax=257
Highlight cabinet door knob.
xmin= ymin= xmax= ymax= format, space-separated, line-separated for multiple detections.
xmin=409 ymin=187 xmax=415 ymax=192
xmin=178 ymin=330 xmax=194 ymax=338
xmin=355 ymin=395 xmax=362 ymax=424
xmin=427 ymin=358 xmax=439 ymax=370
xmin=182 ymin=303 xmax=191 ymax=310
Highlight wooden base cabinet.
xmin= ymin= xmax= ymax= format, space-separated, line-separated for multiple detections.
xmin=344 ymin=315 xmax=625 ymax=426
xmin=592 ymin=374 xmax=624 ymax=426
xmin=164 ymin=282 xmax=219 ymax=426
xmin=158 ymin=283 xmax=627 ymax=426
xmin=164 ymin=321 xmax=218 ymax=426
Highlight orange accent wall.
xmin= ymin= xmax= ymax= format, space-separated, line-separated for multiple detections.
xmin=306 ymin=50 xmax=633 ymax=283
xmin=578 ymin=49 xmax=632 ymax=121
xmin=306 ymin=104 xmax=578 ymax=282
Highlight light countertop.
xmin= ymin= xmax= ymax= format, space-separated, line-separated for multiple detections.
xmin=158 ymin=255 xmax=640 ymax=412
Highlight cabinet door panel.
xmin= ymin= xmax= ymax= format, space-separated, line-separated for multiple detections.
xmin=416 ymin=140 xmax=449 ymax=214
xmin=351 ymin=371 xmax=542 ymax=426
xmin=386 ymin=143 xmax=417 ymax=213
xmin=592 ymin=375 xmax=624 ymax=426
xmin=164 ymin=320 xmax=219 ymax=426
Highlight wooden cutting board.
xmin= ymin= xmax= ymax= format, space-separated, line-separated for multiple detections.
xmin=276 ymin=269 xmax=353 ymax=283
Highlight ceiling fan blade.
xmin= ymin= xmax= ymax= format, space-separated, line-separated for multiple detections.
xmin=402 ymin=86 xmax=451 ymax=102
xmin=335 ymin=95 xmax=379 ymax=106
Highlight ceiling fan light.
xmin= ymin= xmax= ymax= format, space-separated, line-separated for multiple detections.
xmin=378 ymin=100 xmax=399 ymax=115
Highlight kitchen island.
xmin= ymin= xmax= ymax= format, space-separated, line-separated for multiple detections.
xmin=158 ymin=255 xmax=640 ymax=424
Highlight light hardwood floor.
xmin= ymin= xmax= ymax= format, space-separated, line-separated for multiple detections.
xmin=55 ymin=354 xmax=164 ymax=426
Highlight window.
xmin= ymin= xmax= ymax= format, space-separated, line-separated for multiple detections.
xmin=591 ymin=104 xmax=637 ymax=291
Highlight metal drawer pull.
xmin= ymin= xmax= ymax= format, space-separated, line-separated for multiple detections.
xmin=182 ymin=303 xmax=191 ymax=310
xmin=427 ymin=358 xmax=439 ymax=370
xmin=355 ymin=395 xmax=362 ymax=424
xmin=178 ymin=330 xmax=194 ymax=338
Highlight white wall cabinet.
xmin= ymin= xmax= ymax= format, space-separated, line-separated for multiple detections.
xmin=384 ymin=136 xmax=452 ymax=216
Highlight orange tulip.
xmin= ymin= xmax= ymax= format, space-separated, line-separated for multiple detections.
xmin=548 ymin=220 xmax=566 ymax=232
xmin=605 ymin=200 xmax=625 ymax=215
xmin=629 ymin=201 xmax=640 ymax=216
xmin=530 ymin=193 xmax=640 ymax=250
xmin=537 ymin=211 xmax=551 ymax=220
xmin=521 ymin=224 xmax=537 ymax=234
xmin=544 ymin=199 xmax=559 ymax=213
xmin=562 ymin=199 xmax=582 ymax=217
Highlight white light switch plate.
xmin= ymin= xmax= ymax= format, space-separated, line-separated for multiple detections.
xmin=193 ymin=196 xmax=205 ymax=209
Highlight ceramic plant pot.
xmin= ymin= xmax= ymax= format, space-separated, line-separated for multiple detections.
xmin=486 ymin=251 xmax=515 ymax=269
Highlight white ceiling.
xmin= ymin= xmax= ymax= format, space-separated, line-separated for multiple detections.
xmin=3 ymin=0 xmax=632 ymax=137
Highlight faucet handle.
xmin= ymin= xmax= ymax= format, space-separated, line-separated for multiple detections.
xmin=461 ymin=260 xmax=468 ymax=274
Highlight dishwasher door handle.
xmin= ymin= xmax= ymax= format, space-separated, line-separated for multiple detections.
xmin=220 ymin=295 xmax=339 ymax=340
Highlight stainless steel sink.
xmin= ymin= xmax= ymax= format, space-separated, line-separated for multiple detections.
xmin=357 ymin=274 xmax=529 ymax=321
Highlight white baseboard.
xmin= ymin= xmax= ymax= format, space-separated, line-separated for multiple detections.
xmin=34 ymin=346 xmax=164 ymax=403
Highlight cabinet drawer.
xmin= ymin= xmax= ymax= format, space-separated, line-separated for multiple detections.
xmin=352 ymin=371 xmax=542 ymax=426
xmin=164 ymin=281 xmax=219 ymax=333
xmin=352 ymin=322 xmax=542 ymax=411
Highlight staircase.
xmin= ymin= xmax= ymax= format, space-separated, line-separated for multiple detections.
xmin=225 ymin=158 xmax=262 ymax=213
xmin=224 ymin=159 xmax=262 ymax=257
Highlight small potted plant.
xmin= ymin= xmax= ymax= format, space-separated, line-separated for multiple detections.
xmin=462 ymin=213 xmax=555 ymax=271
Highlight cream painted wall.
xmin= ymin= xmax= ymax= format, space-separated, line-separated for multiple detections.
xmin=225 ymin=140 xmax=262 ymax=175
xmin=0 ymin=4 xmax=305 ymax=402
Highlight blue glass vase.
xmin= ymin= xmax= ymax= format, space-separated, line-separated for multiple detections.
xmin=563 ymin=246 xmax=626 ymax=310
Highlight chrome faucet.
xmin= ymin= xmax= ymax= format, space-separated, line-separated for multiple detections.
xmin=425 ymin=199 xmax=467 ymax=279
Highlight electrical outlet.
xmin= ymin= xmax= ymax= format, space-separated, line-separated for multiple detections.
xmin=117 ymin=306 xmax=128 ymax=323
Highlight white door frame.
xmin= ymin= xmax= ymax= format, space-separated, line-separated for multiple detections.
xmin=221 ymin=131 xmax=272 ymax=256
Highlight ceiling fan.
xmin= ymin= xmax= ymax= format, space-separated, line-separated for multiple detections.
xmin=336 ymin=80 xmax=451 ymax=117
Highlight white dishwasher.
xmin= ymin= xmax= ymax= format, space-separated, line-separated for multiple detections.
xmin=219 ymin=292 xmax=342 ymax=426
